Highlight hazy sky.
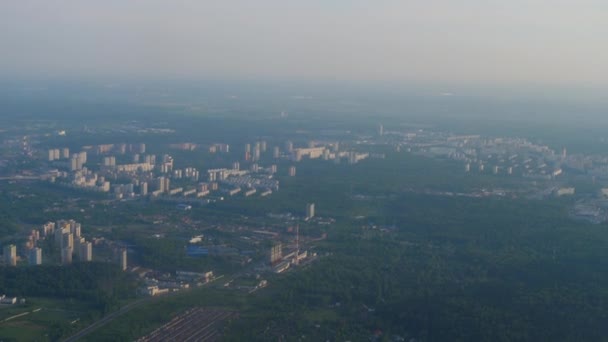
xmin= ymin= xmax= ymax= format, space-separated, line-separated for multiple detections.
xmin=1 ymin=1 xmax=607 ymax=85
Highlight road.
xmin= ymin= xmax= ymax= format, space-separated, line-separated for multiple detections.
xmin=62 ymin=297 xmax=151 ymax=342
xmin=0 ymin=176 xmax=42 ymax=181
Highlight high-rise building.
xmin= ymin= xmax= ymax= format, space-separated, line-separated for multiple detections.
xmin=155 ymin=177 xmax=167 ymax=193
xmin=377 ymin=123 xmax=384 ymax=136
xmin=119 ymin=249 xmax=127 ymax=271
xmin=261 ymin=141 xmax=267 ymax=152
xmin=288 ymin=166 xmax=296 ymax=177
xmin=145 ymin=154 xmax=156 ymax=165
xmin=253 ymin=147 xmax=261 ymax=161
xmin=3 ymin=244 xmax=16 ymax=266
xmin=70 ymin=156 xmax=79 ymax=171
xmin=48 ymin=149 xmax=55 ymax=161
xmin=273 ymin=146 xmax=280 ymax=159
xmin=62 ymin=233 xmax=74 ymax=250
xmin=103 ymin=156 xmax=116 ymax=167
xmin=233 ymin=162 xmax=240 ymax=171
xmin=306 ymin=203 xmax=315 ymax=220
xmin=73 ymin=224 xmax=81 ymax=238
xmin=61 ymin=247 xmax=73 ymax=265
xmin=245 ymin=143 xmax=251 ymax=154
xmin=43 ymin=222 xmax=55 ymax=236
xmin=80 ymin=242 xmax=92 ymax=262
xmin=30 ymin=247 xmax=42 ymax=265
xmin=140 ymin=182 xmax=148 ymax=196
xmin=62 ymin=148 xmax=70 ymax=159
xmin=285 ymin=141 xmax=293 ymax=153
xmin=55 ymin=226 xmax=69 ymax=247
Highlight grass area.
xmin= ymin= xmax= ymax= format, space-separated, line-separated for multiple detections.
xmin=0 ymin=297 xmax=98 ymax=342
xmin=303 ymin=308 xmax=340 ymax=322
xmin=0 ymin=321 xmax=47 ymax=342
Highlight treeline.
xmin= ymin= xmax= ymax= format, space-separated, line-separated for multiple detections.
xmin=0 ymin=262 xmax=137 ymax=313
xmin=223 ymin=193 xmax=608 ymax=341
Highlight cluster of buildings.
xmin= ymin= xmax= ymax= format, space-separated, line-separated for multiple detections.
xmin=289 ymin=142 xmax=369 ymax=164
xmin=47 ymin=148 xmax=70 ymax=161
xmin=2 ymin=219 xmax=127 ymax=270
xmin=138 ymin=270 xmax=215 ymax=297
xmin=42 ymin=135 xmax=378 ymax=206
xmin=4 ymin=238 xmax=43 ymax=267
xmin=393 ymin=132 xmax=565 ymax=179
xmin=44 ymin=140 xmax=285 ymax=202
xmin=49 ymin=220 xmax=93 ymax=265
xmin=268 ymin=242 xmax=309 ymax=274
xmin=243 ymin=141 xmax=268 ymax=162
xmin=242 ymin=139 xmax=368 ymax=165
xmin=47 ymin=148 xmax=88 ymax=171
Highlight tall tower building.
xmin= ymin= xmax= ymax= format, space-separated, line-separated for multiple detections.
xmin=55 ymin=225 xmax=68 ymax=247
xmin=72 ymin=223 xmax=81 ymax=238
xmin=273 ymin=146 xmax=280 ymax=159
xmin=155 ymin=177 xmax=166 ymax=193
xmin=377 ymin=123 xmax=384 ymax=136
xmin=288 ymin=166 xmax=296 ymax=177
xmin=61 ymin=233 xmax=74 ymax=250
xmin=80 ymin=242 xmax=92 ymax=262
xmin=3 ymin=244 xmax=16 ymax=266
xmin=119 ymin=249 xmax=127 ymax=271
xmin=140 ymin=182 xmax=148 ymax=196
xmin=61 ymin=247 xmax=73 ymax=265
xmin=78 ymin=151 xmax=87 ymax=164
xmin=253 ymin=147 xmax=261 ymax=161
xmin=30 ymin=247 xmax=42 ymax=265
xmin=306 ymin=203 xmax=315 ymax=220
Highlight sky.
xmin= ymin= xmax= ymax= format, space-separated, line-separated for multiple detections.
xmin=1 ymin=1 xmax=607 ymax=86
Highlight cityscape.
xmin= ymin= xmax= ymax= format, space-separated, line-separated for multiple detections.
xmin=2 ymin=1 xmax=608 ymax=341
